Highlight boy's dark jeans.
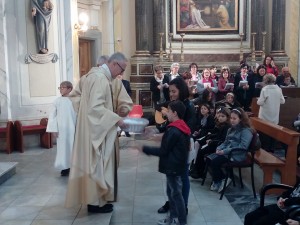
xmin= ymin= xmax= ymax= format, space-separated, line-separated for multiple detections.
xmin=166 ymin=174 xmax=187 ymax=225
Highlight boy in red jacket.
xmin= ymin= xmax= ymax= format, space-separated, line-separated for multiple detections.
xmin=142 ymin=100 xmax=190 ymax=225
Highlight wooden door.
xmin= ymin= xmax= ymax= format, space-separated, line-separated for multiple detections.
xmin=79 ymin=39 xmax=92 ymax=77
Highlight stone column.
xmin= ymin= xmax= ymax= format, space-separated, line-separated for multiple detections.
xmin=251 ymin=0 xmax=266 ymax=55
xmin=135 ymin=0 xmax=153 ymax=57
xmin=152 ymin=0 xmax=166 ymax=56
xmin=271 ymin=0 xmax=286 ymax=55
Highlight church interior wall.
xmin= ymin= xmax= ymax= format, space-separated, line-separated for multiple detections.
xmin=0 ymin=0 xmax=8 ymax=122
xmin=113 ymin=0 xmax=136 ymax=81
xmin=0 ymin=0 xmax=76 ymax=125
xmin=285 ymin=0 xmax=299 ymax=83
xmin=101 ymin=1 xmax=114 ymax=56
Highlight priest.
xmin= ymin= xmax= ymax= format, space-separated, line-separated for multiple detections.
xmin=65 ymin=52 xmax=133 ymax=213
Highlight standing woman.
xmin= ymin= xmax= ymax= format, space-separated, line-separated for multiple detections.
xmin=189 ymin=62 xmax=200 ymax=83
xmin=257 ymin=74 xmax=285 ymax=125
xmin=157 ymin=77 xmax=196 ymax=215
xmin=189 ymin=63 xmax=200 ymax=99
xmin=233 ymin=63 xmax=255 ymax=112
xmin=257 ymin=74 xmax=285 ymax=152
xmin=166 ymin=62 xmax=181 ymax=81
xmin=217 ymin=66 xmax=234 ymax=101
xmin=263 ymin=55 xmax=279 ymax=77
xmin=150 ymin=65 xmax=170 ymax=110
xmin=253 ymin=65 xmax=267 ymax=97
xmin=182 ymin=71 xmax=198 ymax=99
xmin=196 ymin=68 xmax=218 ymax=104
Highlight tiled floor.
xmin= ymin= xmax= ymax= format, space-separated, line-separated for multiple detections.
xmin=0 ymin=128 xmax=270 ymax=225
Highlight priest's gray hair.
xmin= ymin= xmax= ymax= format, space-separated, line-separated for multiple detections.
xmin=108 ymin=52 xmax=128 ymax=63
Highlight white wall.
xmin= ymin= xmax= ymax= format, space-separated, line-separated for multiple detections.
xmin=0 ymin=0 xmax=78 ymax=123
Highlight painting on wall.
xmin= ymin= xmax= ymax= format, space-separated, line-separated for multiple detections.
xmin=139 ymin=91 xmax=152 ymax=108
xmin=176 ymin=0 xmax=239 ymax=33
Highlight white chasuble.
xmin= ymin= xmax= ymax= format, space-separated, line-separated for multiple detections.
xmin=65 ymin=67 xmax=133 ymax=207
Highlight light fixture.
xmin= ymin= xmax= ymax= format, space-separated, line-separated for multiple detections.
xmin=74 ymin=12 xmax=89 ymax=33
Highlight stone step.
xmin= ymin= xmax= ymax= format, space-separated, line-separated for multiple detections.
xmin=0 ymin=162 xmax=18 ymax=185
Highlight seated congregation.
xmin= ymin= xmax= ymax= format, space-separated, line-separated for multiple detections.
xmin=149 ymin=56 xmax=300 ymax=225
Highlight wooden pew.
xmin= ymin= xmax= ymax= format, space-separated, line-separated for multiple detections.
xmin=0 ymin=121 xmax=14 ymax=154
xmin=250 ymin=117 xmax=300 ymax=187
xmin=14 ymin=118 xmax=52 ymax=153
xmin=281 ymin=87 xmax=300 ymax=98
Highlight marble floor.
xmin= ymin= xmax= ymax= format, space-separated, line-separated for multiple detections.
xmin=0 ymin=128 xmax=278 ymax=225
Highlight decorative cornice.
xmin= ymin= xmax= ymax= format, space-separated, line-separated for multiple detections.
xmin=77 ymin=0 xmax=108 ymax=6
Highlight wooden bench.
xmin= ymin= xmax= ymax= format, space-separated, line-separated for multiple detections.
xmin=251 ymin=117 xmax=300 ymax=188
xmin=0 ymin=121 xmax=14 ymax=154
xmin=14 ymin=118 xmax=52 ymax=153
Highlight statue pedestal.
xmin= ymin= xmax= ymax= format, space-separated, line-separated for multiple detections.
xmin=25 ymin=53 xmax=58 ymax=64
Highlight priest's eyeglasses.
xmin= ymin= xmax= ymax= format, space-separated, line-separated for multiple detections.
xmin=116 ymin=62 xmax=125 ymax=74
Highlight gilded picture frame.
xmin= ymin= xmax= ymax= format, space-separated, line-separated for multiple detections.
xmin=177 ymin=0 xmax=239 ymax=32
xmin=170 ymin=0 xmax=246 ymax=40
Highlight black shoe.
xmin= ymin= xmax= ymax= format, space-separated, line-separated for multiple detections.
xmin=125 ymin=132 xmax=131 ymax=137
xmin=157 ymin=201 xmax=169 ymax=213
xmin=87 ymin=204 xmax=113 ymax=213
xmin=61 ymin=168 xmax=70 ymax=176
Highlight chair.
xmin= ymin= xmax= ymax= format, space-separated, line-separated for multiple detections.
xmin=0 ymin=121 xmax=14 ymax=154
xmin=260 ymin=183 xmax=293 ymax=208
xmin=260 ymin=183 xmax=300 ymax=221
xmin=128 ymin=105 xmax=143 ymax=118
xmin=201 ymin=131 xmax=260 ymax=200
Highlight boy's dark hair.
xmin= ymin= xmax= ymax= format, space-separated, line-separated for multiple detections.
xmin=168 ymin=100 xmax=186 ymax=119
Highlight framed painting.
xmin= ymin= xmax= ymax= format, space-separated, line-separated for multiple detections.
xmin=171 ymin=0 xmax=246 ymax=40
xmin=177 ymin=0 xmax=238 ymax=32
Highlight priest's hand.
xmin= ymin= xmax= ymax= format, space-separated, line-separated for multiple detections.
xmin=117 ymin=119 xmax=127 ymax=130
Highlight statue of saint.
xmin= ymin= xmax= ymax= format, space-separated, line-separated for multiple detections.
xmin=31 ymin=0 xmax=53 ymax=54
